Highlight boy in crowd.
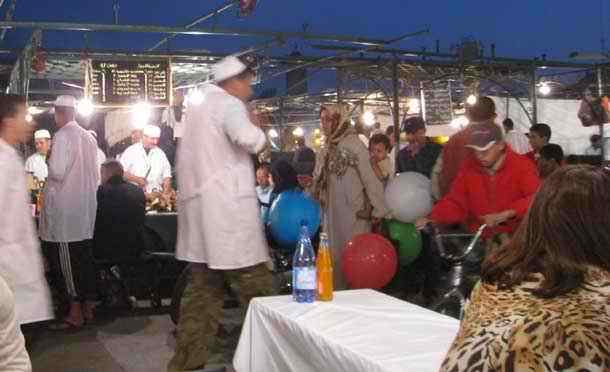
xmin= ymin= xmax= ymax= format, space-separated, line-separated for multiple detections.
xmin=369 ymin=133 xmax=394 ymax=184
xmin=526 ymin=123 xmax=551 ymax=162
xmin=537 ymin=143 xmax=564 ymax=179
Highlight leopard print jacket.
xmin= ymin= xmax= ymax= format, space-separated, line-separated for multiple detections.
xmin=440 ymin=267 xmax=610 ymax=372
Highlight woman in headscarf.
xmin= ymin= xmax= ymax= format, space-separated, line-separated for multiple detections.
xmin=310 ymin=103 xmax=389 ymax=289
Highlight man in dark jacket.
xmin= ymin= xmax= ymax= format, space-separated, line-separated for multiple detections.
xmin=396 ymin=116 xmax=442 ymax=178
xmin=93 ymin=160 xmax=146 ymax=261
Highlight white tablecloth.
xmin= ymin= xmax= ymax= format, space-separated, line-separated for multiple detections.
xmin=233 ymin=289 xmax=460 ymax=372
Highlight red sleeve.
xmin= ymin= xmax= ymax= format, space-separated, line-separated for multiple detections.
xmin=508 ymin=158 xmax=540 ymax=217
xmin=430 ymin=163 xmax=470 ymax=224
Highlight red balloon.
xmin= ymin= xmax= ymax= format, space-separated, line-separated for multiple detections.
xmin=341 ymin=233 xmax=398 ymax=289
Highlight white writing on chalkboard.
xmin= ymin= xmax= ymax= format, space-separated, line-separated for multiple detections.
xmin=90 ymin=60 xmax=170 ymax=106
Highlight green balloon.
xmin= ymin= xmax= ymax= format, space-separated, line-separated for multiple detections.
xmin=386 ymin=220 xmax=423 ymax=266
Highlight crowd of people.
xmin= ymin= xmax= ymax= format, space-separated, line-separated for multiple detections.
xmin=0 ymin=53 xmax=608 ymax=372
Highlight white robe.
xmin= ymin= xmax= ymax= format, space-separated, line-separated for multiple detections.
xmin=176 ymin=84 xmax=269 ymax=270
xmin=24 ymin=153 xmax=48 ymax=181
xmin=119 ymin=143 xmax=171 ymax=193
xmin=0 ymin=276 xmax=31 ymax=371
xmin=39 ymin=121 xmax=99 ymax=243
xmin=314 ymin=134 xmax=389 ymax=289
xmin=0 ymin=139 xmax=53 ymax=325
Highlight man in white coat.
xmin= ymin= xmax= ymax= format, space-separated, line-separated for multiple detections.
xmin=39 ymin=95 xmax=99 ymax=329
xmin=168 ymin=56 xmax=273 ymax=372
xmin=24 ymin=129 xmax=51 ymax=183
xmin=0 ymin=94 xmax=53 ymax=331
xmin=120 ymin=124 xmax=172 ymax=194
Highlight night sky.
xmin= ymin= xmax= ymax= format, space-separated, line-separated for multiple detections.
xmin=3 ymin=0 xmax=607 ymax=60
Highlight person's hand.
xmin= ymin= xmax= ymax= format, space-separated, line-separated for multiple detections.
xmin=415 ymin=217 xmax=432 ymax=230
xmin=371 ymin=217 xmax=382 ymax=233
xmin=134 ymin=177 xmax=147 ymax=189
xmin=480 ymin=210 xmax=515 ymax=227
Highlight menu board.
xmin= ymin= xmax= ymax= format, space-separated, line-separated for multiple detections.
xmin=423 ymin=81 xmax=452 ymax=126
xmin=89 ymin=60 xmax=170 ymax=106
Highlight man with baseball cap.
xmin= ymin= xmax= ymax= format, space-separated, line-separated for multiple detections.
xmin=25 ymin=129 xmax=52 ymax=182
xmin=39 ymin=95 xmax=99 ymax=329
xmin=438 ymin=96 xmax=497 ymax=197
xmin=119 ymin=123 xmax=172 ymax=194
xmin=416 ymin=122 xmax=540 ymax=246
xmin=169 ymin=55 xmax=272 ymax=372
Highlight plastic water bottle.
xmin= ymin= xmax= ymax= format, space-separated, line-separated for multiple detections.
xmin=292 ymin=224 xmax=316 ymax=303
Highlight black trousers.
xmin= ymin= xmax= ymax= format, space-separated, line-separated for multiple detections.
xmin=43 ymin=240 xmax=97 ymax=302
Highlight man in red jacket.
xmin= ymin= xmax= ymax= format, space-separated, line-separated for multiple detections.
xmin=416 ymin=122 xmax=540 ymax=241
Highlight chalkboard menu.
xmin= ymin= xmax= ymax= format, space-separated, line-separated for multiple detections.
xmin=423 ymin=81 xmax=452 ymax=126
xmin=90 ymin=60 xmax=170 ymax=106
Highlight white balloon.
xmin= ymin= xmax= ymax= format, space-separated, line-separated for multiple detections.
xmin=385 ymin=172 xmax=433 ymax=223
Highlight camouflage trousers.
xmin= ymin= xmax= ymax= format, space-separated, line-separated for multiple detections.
xmin=167 ymin=263 xmax=274 ymax=372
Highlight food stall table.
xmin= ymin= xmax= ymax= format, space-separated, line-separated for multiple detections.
xmin=233 ymin=289 xmax=459 ymax=372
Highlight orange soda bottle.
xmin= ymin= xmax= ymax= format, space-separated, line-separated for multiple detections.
xmin=316 ymin=232 xmax=334 ymax=301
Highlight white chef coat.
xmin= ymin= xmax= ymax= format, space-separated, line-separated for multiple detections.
xmin=176 ymin=83 xmax=269 ymax=269
xmin=0 ymin=275 xmax=31 ymax=371
xmin=39 ymin=121 xmax=99 ymax=243
xmin=0 ymin=139 xmax=53 ymax=325
xmin=24 ymin=153 xmax=48 ymax=181
xmin=119 ymin=143 xmax=172 ymax=193
xmin=161 ymin=107 xmax=185 ymax=138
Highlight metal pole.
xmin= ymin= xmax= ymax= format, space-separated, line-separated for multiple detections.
xmin=597 ymin=65 xmax=605 ymax=161
xmin=0 ymin=20 xmax=391 ymax=46
xmin=530 ymin=66 xmax=538 ymax=125
xmin=149 ymin=0 xmax=238 ymax=51
xmin=278 ymin=98 xmax=285 ymax=151
xmin=0 ymin=0 xmax=17 ymax=41
xmin=392 ymin=57 xmax=400 ymax=168
xmin=113 ymin=0 xmax=120 ymax=25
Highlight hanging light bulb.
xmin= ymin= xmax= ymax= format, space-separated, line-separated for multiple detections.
xmin=362 ymin=111 xmax=376 ymax=126
xmin=466 ymin=94 xmax=478 ymax=106
xmin=538 ymin=82 xmax=551 ymax=96
xmin=77 ymin=98 xmax=94 ymax=117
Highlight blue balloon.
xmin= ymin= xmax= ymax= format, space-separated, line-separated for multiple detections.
xmin=269 ymin=190 xmax=321 ymax=249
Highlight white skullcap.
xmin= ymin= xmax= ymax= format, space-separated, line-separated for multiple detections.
xmin=34 ymin=129 xmax=51 ymax=140
xmin=143 ymin=125 xmax=161 ymax=138
xmin=212 ymin=56 xmax=247 ymax=83
xmin=53 ymin=95 xmax=77 ymax=108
